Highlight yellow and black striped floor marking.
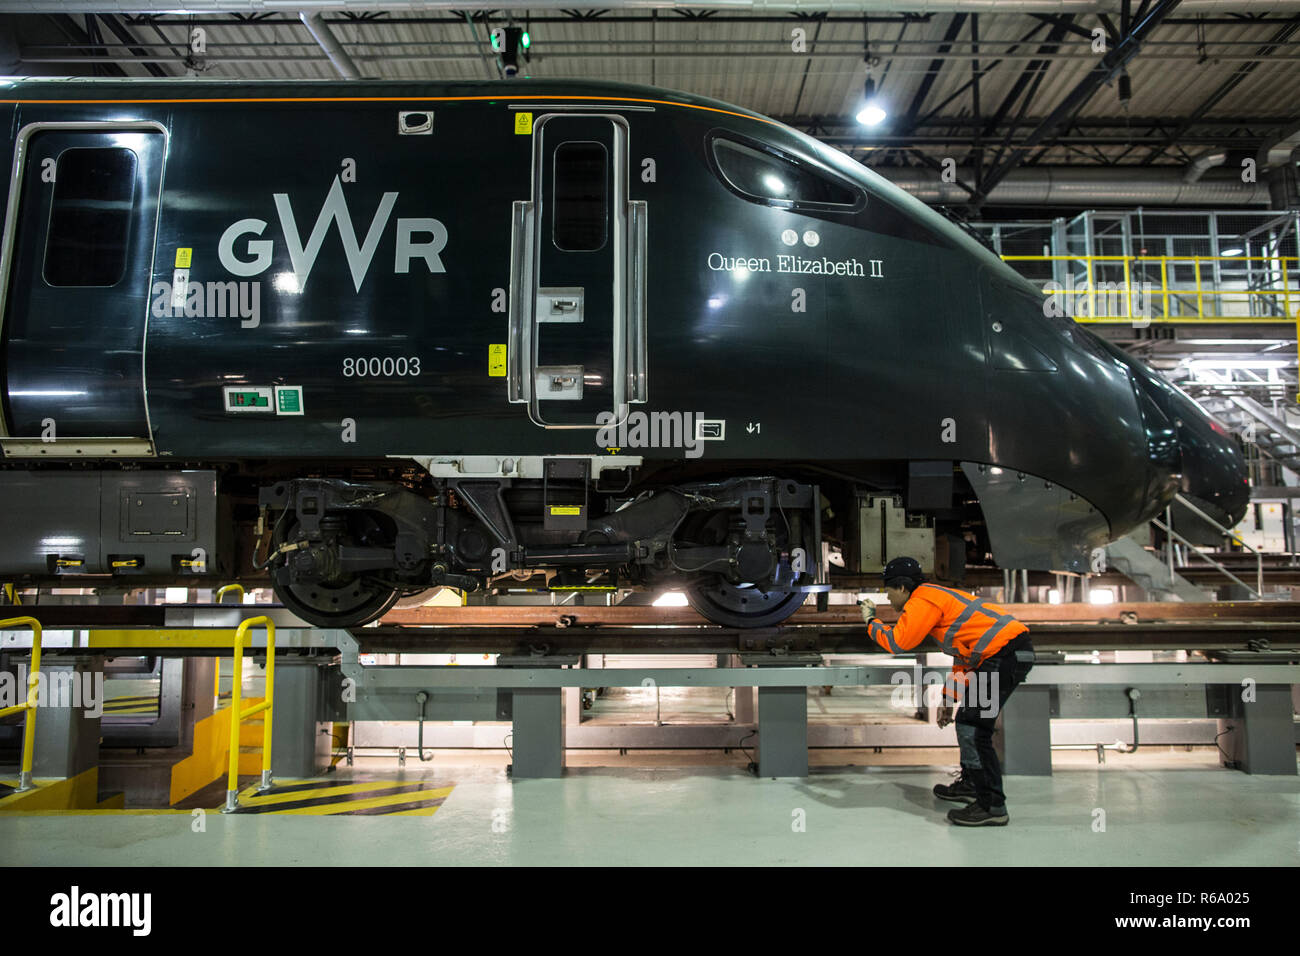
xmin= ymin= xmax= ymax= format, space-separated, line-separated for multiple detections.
xmin=221 ymin=777 xmax=455 ymax=816
xmin=103 ymin=694 xmax=161 ymax=717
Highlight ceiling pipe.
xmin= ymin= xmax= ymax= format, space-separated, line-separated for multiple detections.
xmin=298 ymin=10 xmax=360 ymax=80
xmin=1259 ymin=121 xmax=1300 ymax=169
xmin=8 ymin=1 xmax=1300 ymax=14
xmin=881 ymin=166 xmax=1270 ymax=205
xmin=1182 ymin=150 xmax=1227 ymax=183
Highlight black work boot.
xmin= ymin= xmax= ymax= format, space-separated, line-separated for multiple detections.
xmin=948 ymin=803 xmax=1009 ymax=827
xmin=932 ymin=770 xmax=978 ymax=804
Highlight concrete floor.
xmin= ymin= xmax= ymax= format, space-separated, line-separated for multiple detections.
xmin=2 ymin=750 xmax=1296 ymax=866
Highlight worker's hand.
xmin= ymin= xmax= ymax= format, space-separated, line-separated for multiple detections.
xmin=936 ymin=706 xmax=955 ymax=728
xmin=858 ymin=598 xmax=876 ymax=623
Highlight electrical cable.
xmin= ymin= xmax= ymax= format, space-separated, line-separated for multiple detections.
xmin=1214 ymin=727 xmax=1236 ymax=767
xmin=416 ymin=691 xmax=434 ymax=762
xmin=737 ymin=729 xmax=757 ymax=775
xmin=252 ymin=507 xmax=291 ymax=570
xmin=1116 ymin=687 xmax=1141 ymax=753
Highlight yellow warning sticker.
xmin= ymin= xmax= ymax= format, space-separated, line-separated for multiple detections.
xmin=488 ymin=343 xmax=507 ymax=377
xmin=549 ymin=506 xmax=581 ymax=516
xmin=514 ymin=112 xmax=533 ymax=135
xmin=175 ymin=247 xmax=192 ymax=268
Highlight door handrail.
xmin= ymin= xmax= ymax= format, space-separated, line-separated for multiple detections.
xmin=212 ymin=584 xmax=246 ymax=703
xmin=222 ymin=615 xmax=276 ymax=813
xmin=626 ymin=199 xmax=648 ymax=405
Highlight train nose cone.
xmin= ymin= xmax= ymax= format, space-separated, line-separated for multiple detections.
xmin=1178 ymin=415 xmax=1250 ymax=528
xmin=1103 ymin=331 xmax=1250 ymax=531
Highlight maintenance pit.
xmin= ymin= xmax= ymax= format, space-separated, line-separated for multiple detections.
xmin=2 ymin=597 xmax=1296 ymax=868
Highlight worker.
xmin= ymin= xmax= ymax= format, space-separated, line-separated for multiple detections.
xmin=859 ymin=556 xmax=1035 ymax=827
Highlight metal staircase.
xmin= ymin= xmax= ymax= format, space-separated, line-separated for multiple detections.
xmin=1194 ymin=392 xmax=1300 ymax=481
xmin=1106 ymin=528 xmax=1213 ymax=602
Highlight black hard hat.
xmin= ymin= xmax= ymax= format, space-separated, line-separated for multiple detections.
xmin=882 ymin=556 xmax=925 ymax=588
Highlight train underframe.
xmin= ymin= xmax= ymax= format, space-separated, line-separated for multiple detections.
xmin=255 ymin=470 xmax=828 ymax=628
xmin=0 ymin=458 xmax=984 ymax=628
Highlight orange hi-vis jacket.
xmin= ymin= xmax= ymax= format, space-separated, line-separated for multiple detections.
xmin=866 ymin=583 xmax=1028 ymax=703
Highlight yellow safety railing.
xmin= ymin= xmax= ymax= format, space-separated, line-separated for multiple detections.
xmin=213 ymin=584 xmax=245 ymax=704
xmin=0 ymin=617 xmax=42 ymax=792
xmin=1001 ymin=254 xmax=1300 ymax=325
xmin=222 ymin=615 xmax=276 ymax=813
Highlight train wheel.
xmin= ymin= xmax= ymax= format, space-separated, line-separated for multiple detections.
xmin=273 ymin=577 xmax=400 ymax=629
xmin=686 ymin=579 xmax=805 ymax=628
xmin=270 ymin=514 xmax=400 ymax=628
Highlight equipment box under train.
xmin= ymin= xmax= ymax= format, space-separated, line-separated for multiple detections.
xmin=0 ymin=469 xmax=225 ymax=577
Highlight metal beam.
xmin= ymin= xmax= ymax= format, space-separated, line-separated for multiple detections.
xmin=974 ymin=0 xmax=1182 ymax=204
xmin=982 ymin=20 xmax=1073 ymax=176
xmin=3 ymin=1 xmax=1300 ymax=14
xmin=93 ymin=12 xmax=167 ymax=76
xmin=41 ymin=12 xmax=127 ymax=76
xmin=906 ymin=21 xmax=1052 ymax=133
xmin=902 ymin=12 xmax=966 ymax=131
xmin=1029 ymin=11 xmax=1098 ymax=40
xmin=93 ymin=11 xmax=1300 ymax=28
xmin=983 ymin=17 xmax=1074 ymax=142
xmin=1141 ymin=18 xmax=1300 ymax=164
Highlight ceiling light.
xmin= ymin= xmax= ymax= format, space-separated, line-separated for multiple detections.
xmin=856 ymin=76 xmax=887 ymax=127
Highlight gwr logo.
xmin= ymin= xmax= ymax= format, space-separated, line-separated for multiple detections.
xmin=218 ymin=176 xmax=448 ymax=292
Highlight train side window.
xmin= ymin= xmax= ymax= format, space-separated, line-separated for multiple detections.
xmin=712 ymin=137 xmax=860 ymax=209
xmin=552 ymin=141 xmax=607 ymax=252
xmin=42 ymin=147 xmax=138 ymax=287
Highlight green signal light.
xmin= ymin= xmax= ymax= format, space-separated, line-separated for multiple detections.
xmin=521 ymin=31 xmax=530 ymax=48
xmin=491 ymin=32 xmax=501 ymax=51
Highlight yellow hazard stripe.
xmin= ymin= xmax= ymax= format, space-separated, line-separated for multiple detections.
xmin=230 ymin=780 xmax=453 ymax=809
xmin=383 ymin=802 xmax=446 ymax=817
xmin=256 ymin=787 xmax=453 ymax=816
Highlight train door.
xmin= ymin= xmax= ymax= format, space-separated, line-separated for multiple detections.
xmin=508 ymin=113 xmax=647 ymax=428
xmin=0 ymin=123 xmax=165 ymax=456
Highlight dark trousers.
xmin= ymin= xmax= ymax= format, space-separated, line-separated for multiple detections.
xmin=954 ymin=633 xmax=1034 ymax=811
